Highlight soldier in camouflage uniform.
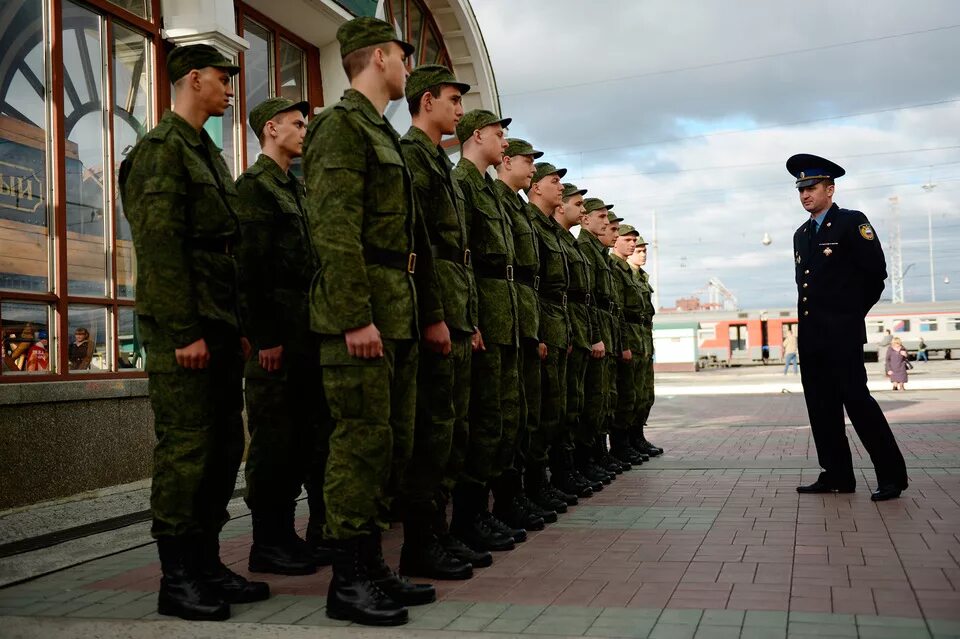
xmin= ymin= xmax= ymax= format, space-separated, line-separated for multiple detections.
xmin=395 ymin=65 xmax=483 ymax=581
xmin=118 ymin=44 xmax=269 ymax=622
xmin=453 ymin=109 xmax=523 ymax=553
xmin=598 ymin=214 xmax=630 ymax=475
xmin=553 ymin=184 xmax=599 ymax=498
xmin=302 ymin=17 xmax=443 ymax=626
xmin=236 ymin=97 xmax=322 ymax=577
xmin=628 ymin=239 xmax=664 ymax=457
xmin=493 ymin=139 xmax=553 ymax=532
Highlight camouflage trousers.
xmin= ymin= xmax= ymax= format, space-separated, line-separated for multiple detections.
xmin=401 ymin=332 xmax=472 ymax=519
xmin=633 ymin=333 xmax=656 ymax=430
xmin=464 ymin=343 xmax=519 ymax=487
xmin=516 ymin=338 xmax=542 ymax=476
xmin=141 ymin=318 xmax=244 ymax=539
xmin=614 ymin=355 xmax=640 ymax=431
xmin=320 ymin=337 xmax=417 ymax=540
xmin=604 ymin=354 xmax=619 ymax=432
xmin=534 ymin=343 xmax=568 ymax=467
xmin=564 ymin=347 xmax=589 ymax=454
xmin=578 ymin=352 xmax=607 ymax=447
xmin=243 ymin=349 xmax=324 ymax=517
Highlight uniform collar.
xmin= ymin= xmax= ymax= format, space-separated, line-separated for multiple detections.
xmin=457 ymin=157 xmax=494 ymax=191
xmin=403 ymin=125 xmax=441 ymax=156
xmin=343 ymin=88 xmax=392 ymax=130
xmin=494 ymin=179 xmax=523 ymax=210
xmin=255 ymin=154 xmax=294 ymax=185
xmin=163 ymin=110 xmax=216 ymax=151
xmin=580 ymin=228 xmax=605 ymax=250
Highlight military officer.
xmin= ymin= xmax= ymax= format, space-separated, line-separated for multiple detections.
xmin=235 ymin=97 xmax=321 ymax=577
xmin=453 ymin=109 xmax=524 ymax=553
xmin=788 ymin=154 xmax=908 ymax=501
xmin=396 ymin=64 xmax=482 ymax=580
xmin=302 ymin=17 xmax=442 ymax=626
xmin=627 ymin=238 xmax=662 ymax=457
xmin=118 ymin=44 xmax=269 ymax=622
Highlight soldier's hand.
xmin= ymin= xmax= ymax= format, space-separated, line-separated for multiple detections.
xmin=424 ymin=321 xmax=452 ymax=356
xmin=259 ymin=345 xmax=283 ymax=372
xmin=591 ymin=341 xmax=606 ymax=359
xmin=345 ymin=323 xmax=383 ymax=359
xmin=240 ymin=337 xmax=252 ymax=361
xmin=539 ymin=342 xmax=548 ymax=361
xmin=622 ymin=349 xmax=633 ymax=362
xmin=472 ymin=329 xmax=486 ymax=352
xmin=176 ymin=338 xmax=210 ymax=370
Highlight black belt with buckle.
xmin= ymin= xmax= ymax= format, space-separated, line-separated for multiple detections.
xmin=364 ymin=246 xmax=417 ymax=273
xmin=540 ymin=290 xmax=568 ymax=309
xmin=187 ymin=236 xmax=233 ymax=255
xmin=513 ymin=265 xmax=540 ymax=291
xmin=431 ymin=244 xmax=471 ymax=266
xmin=474 ymin=261 xmax=514 ymax=281
xmin=566 ymin=290 xmax=592 ymax=306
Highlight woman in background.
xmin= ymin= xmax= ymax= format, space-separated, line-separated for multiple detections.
xmin=885 ymin=337 xmax=909 ymax=391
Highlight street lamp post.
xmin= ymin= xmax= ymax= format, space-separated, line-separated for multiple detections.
xmin=921 ymin=183 xmax=937 ymax=302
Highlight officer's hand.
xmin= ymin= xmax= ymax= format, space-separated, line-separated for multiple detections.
xmin=591 ymin=341 xmax=606 ymax=359
xmin=176 ymin=338 xmax=210 ymax=370
xmin=622 ymin=349 xmax=632 ymax=362
xmin=240 ymin=337 xmax=252 ymax=361
xmin=472 ymin=329 xmax=486 ymax=352
xmin=424 ymin=321 xmax=452 ymax=356
xmin=345 ymin=323 xmax=383 ymax=359
xmin=259 ymin=345 xmax=283 ymax=372
xmin=539 ymin=342 xmax=548 ymax=361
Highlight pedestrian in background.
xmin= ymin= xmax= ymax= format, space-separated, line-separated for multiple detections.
xmin=783 ymin=327 xmax=799 ymax=375
xmin=885 ymin=337 xmax=910 ymax=391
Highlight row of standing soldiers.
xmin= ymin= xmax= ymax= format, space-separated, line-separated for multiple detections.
xmin=118 ymin=18 xmax=661 ymax=627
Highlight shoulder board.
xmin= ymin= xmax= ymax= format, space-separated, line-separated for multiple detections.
xmin=145 ymin=118 xmax=174 ymax=142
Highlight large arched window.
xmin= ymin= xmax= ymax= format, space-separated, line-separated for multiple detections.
xmin=384 ymin=0 xmax=452 ymax=69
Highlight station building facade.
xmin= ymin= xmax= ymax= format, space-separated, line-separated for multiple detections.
xmin=0 ymin=0 xmax=499 ymax=509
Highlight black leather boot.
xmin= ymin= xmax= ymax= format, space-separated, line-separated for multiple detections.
xmin=157 ymin=536 xmax=230 ymax=621
xmin=526 ymin=467 xmax=567 ymax=515
xmin=451 ymin=484 xmax=515 ymax=552
xmin=493 ymin=475 xmax=543 ymax=531
xmin=197 ymin=534 xmax=270 ymax=603
xmin=249 ymin=509 xmax=317 ymax=576
xmin=326 ymin=536 xmax=408 ymax=626
xmin=633 ymin=426 xmax=664 ymax=456
xmin=610 ymin=430 xmax=643 ymax=466
xmin=365 ymin=529 xmax=436 ymax=606
xmin=439 ymin=532 xmax=494 ymax=568
xmin=400 ymin=511 xmax=473 ymax=580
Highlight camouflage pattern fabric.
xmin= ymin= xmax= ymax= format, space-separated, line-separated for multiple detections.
xmin=466 ymin=344 xmax=520 ymax=485
xmin=610 ymin=254 xmax=645 ymax=429
xmin=633 ymin=268 xmax=657 ymax=429
xmin=576 ymin=231 xmax=615 ymax=443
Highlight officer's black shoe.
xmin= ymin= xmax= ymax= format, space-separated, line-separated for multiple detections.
xmin=305 ymin=518 xmax=335 ymax=566
xmin=439 ymin=533 xmax=494 ymax=567
xmin=870 ymin=485 xmax=904 ymax=501
xmin=198 ymin=536 xmax=270 ymax=604
xmin=544 ymin=483 xmax=578 ymax=507
xmin=518 ymin=493 xmax=558 ymax=523
xmin=451 ymin=514 xmax=515 ymax=552
xmin=249 ymin=541 xmax=318 ymax=576
xmin=399 ymin=535 xmax=473 ymax=581
xmin=482 ymin=510 xmax=526 ymax=543
xmin=327 ymin=537 xmax=408 ymax=626
xmin=157 ymin=537 xmax=230 ymax=621
xmin=531 ymin=487 xmax=567 ymax=514
xmin=796 ymin=480 xmax=856 ymax=494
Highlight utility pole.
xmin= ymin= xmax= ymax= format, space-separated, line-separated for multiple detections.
xmin=651 ymin=209 xmax=660 ymax=310
xmin=888 ymin=196 xmax=904 ymax=303
xmin=922 ymin=182 xmax=937 ymax=302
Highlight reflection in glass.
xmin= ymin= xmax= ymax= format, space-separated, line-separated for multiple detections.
xmin=243 ymin=20 xmax=273 ymax=164
xmin=105 ymin=0 xmax=150 ymax=20
xmin=68 ymin=305 xmax=109 ymax=372
xmin=0 ymin=0 xmax=51 ymax=293
xmin=424 ymin=29 xmax=441 ymax=66
xmin=113 ymin=24 xmax=151 ymax=298
xmin=1 ymin=301 xmax=53 ymax=374
xmin=117 ymin=306 xmax=143 ymax=369
xmin=389 ymin=0 xmax=406 ymax=38
xmin=409 ymin=4 xmax=425 ymax=59
xmin=279 ymin=40 xmax=305 ymax=102
xmin=63 ymin=2 xmax=109 ymax=296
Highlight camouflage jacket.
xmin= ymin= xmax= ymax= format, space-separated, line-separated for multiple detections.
xmin=637 ymin=267 xmax=656 ymax=353
xmin=118 ymin=110 xmax=241 ymax=348
xmin=234 ymin=154 xmax=316 ymax=357
xmin=558 ymin=228 xmax=593 ymax=350
xmin=495 ymin=179 xmax=539 ymax=341
xmin=303 ymin=89 xmax=440 ymax=346
xmin=454 ymin=158 xmax=518 ymax=347
xmin=577 ymin=230 xmax=615 ymax=351
xmin=529 ymin=206 xmax=570 ymax=348
xmin=400 ymin=125 xmax=477 ymax=335
xmin=609 ymin=254 xmax=644 ymax=352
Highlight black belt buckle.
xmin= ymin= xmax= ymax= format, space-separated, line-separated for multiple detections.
xmin=463 ymin=249 xmax=471 ymax=266
xmin=506 ymin=265 xmax=514 ymax=282
xmin=533 ymin=275 xmax=540 ymax=291
xmin=407 ymin=253 xmax=417 ymax=274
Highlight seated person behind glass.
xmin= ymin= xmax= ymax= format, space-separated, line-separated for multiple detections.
xmin=69 ymin=327 xmax=93 ymax=370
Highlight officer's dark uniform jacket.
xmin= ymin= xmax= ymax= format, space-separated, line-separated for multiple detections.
xmin=118 ymin=110 xmax=241 ymax=351
xmin=235 ymin=154 xmax=317 ymax=363
xmin=455 ymin=158 xmax=519 ymax=347
xmin=303 ymin=89 xmax=441 ymax=347
xmin=496 ymin=179 xmax=539 ymax=342
xmin=400 ymin=125 xmax=477 ymax=335
xmin=577 ymin=230 xmax=615 ymax=350
xmin=529 ymin=206 xmax=570 ymax=349
xmin=559 ymin=230 xmax=593 ymax=351
xmin=793 ymin=203 xmax=886 ymax=347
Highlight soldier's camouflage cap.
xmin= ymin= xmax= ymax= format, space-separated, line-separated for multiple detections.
xmin=248 ymin=97 xmax=309 ymax=137
xmin=562 ymin=182 xmax=588 ymax=198
xmin=608 ymin=214 xmax=624 ymax=224
xmin=504 ymin=138 xmax=543 ymax=159
xmin=405 ymin=64 xmax=470 ymax=101
xmin=636 ymin=235 xmax=648 ymax=245
xmin=456 ymin=109 xmax=512 ymax=143
xmin=617 ymin=224 xmax=639 ymax=237
xmin=532 ymin=162 xmax=567 ymax=184
xmin=337 ymin=16 xmax=414 ymax=58
xmin=583 ymin=197 xmax=611 ymax=213
xmin=167 ymin=44 xmax=240 ymax=82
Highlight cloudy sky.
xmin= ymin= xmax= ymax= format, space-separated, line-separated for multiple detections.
xmin=471 ymin=0 xmax=960 ymax=310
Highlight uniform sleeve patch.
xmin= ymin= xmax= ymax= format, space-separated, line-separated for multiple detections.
xmin=859 ymin=223 xmax=875 ymax=240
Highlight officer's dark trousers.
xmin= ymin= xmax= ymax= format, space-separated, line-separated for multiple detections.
xmin=464 ymin=343 xmax=519 ymax=487
xmin=402 ymin=332 xmax=472 ymax=522
xmin=320 ymin=337 xmax=418 ymax=540
xmin=244 ymin=351 xmax=322 ymax=518
xmin=799 ymin=340 xmax=908 ymax=489
xmin=142 ymin=319 xmax=245 ymax=539
xmin=516 ymin=338 xmax=542 ymax=478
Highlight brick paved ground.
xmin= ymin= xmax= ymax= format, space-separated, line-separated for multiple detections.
xmin=3 ymin=390 xmax=960 ymax=638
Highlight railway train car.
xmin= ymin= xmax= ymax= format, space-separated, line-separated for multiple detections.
xmin=653 ymin=301 xmax=960 ymax=369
